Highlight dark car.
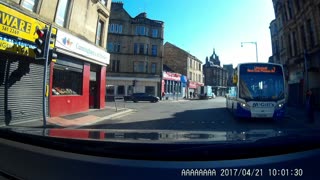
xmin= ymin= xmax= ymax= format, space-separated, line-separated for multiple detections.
xmin=125 ymin=93 xmax=159 ymax=103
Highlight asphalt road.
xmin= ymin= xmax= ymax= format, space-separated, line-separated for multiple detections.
xmin=82 ymin=97 xmax=315 ymax=131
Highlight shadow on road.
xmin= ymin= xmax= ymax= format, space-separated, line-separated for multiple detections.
xmin=82 ymin=107 xmax=306 ymax=131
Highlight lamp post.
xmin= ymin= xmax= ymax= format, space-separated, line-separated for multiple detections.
xmin=241 ymin=41 xmax=258 ymax=62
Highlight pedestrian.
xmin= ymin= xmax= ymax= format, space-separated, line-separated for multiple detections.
xmin=306 ymin=89 xmax=316 ymax=123
xmin=193 ymin=92 xmax=195 ymax=99
xmin=162 ymin=92 xmax=165 ymax=100
xmin=189 ymin=92 xmax=192 ymax=99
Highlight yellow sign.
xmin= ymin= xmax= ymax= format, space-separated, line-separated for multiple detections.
xmin=232 ymin=75 xmax=238 ymax=84
xmin=0 ymin=35 xmax=35 ymax=56
xmin=0 ymin=4 xmax=47 ymax=42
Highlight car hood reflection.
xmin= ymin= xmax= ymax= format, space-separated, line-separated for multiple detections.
xmin=4 ymin=128 xmax=319 ymax=143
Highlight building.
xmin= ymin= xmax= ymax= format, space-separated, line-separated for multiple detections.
xmin=106 ymin=2 xmax=164 ymax=100
xmin=163 ymin=42 xmax=203 ymax=98
xmin=270 ymin=0 xmax=320 ymax=107
xmin=223 ymin=64 xmax=234 ymax=87
xmin=0 ymin=0 xmax=111 ymax=125
xmin=203 ymin=50 xmax=228 ymax=96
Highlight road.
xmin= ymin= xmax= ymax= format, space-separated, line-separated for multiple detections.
xmin=82 ymin=97 xmax=315 ymax=131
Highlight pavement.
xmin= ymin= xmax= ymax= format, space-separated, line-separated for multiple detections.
xmin=7 ymin=104 xmax=133 ymax=129
xmin=285 ymin=106 xmax=320 ymax=123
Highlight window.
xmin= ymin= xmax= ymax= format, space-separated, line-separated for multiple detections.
xmin=107 ymin=43 xmax=113 ymax=52
xmin=189 ymin=59 xmax=192 ymax=68
xmin=109 ymin=24 xmax=123 ymax=34
xmin=145 ymin=86 xmax=155 ymax=96
xmin=127 ymin=86 xmax=133 ymax=95
xmin=151 ymin=45 xmax=157 ymax=56
xmin=146 ymin=44 xmax=149 ymax=55
xmin=151 ymin=63 xmax=156 ymax=74
xmin=189 ymin=72 xmax=192 ymax=80
xmin=134 ymin=43 xmax=138 ymax=54
xmin=152 ymin=29 xmax=158 ymax=38
xmin=111 ymin=60 xmax=120 ymax=72
xmin=21 ymin=0 xmax=39 ymax=12
xmin=134 ymin=62 xmax=145 ymax=73
xmin=108 ymin=43 xmax=120 ymax=53
xmin=55 ymin=0 xmax=71 ymax=27
xmin=199 ymin=63 xmax=201 ymax=71
xmin=307 ymin=19 xmax=315 ymax=48
xmin=117 ymin=86 xmax=125 ymax=95
xmin=106 ymin=86 xmax=115 ymax=96
xmin=139 ymin=44 xmax=144 ymax=54
xmin=135 ymin=26 xmax=146 ymax=35
xmin=52 ymin=64 xmax=83 ymax=96
xmin=96 ymin=19 xmax=104 ymax=46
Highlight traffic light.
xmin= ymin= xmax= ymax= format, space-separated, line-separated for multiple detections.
xmin=34 ymin=27 xmax=48 ymax=59
xmin=49 ymin=34 xmax=58 ymax=60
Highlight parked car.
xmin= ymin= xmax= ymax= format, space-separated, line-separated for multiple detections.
xmin=125 ymin=93 xmax=159 ymax=103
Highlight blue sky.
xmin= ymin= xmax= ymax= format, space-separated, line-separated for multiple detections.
xmin=114 ymin=0 xmax=275 ymax=67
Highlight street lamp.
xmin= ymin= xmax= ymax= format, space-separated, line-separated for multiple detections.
xmin=241 ymin=41 xmax=258 ymax=62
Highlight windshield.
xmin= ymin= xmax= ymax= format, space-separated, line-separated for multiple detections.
xmin=239 ymin=65 xmax=285 ymax=101
xmin=1 ymin=0 xmax=320 ymax=161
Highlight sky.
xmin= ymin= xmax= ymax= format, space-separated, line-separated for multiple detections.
xmin=114 ymin=0 xmax=275 ymax=67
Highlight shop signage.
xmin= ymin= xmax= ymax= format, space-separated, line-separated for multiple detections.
xmin=56 ymin=30 xmax=110 ymax=65
xmin=0 ymin=33 xmax=35 ymax=56
xmin=163 ymin=72 xmax=181 ymax=81
xmin=188 ymin=81 xmax=197 ymax=89
xmin=0 ymin=4 xmax=47 ymax=42
xmin=0 ymin=4 xmax=49 ymax=57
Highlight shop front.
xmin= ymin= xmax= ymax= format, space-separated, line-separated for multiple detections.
xmin=162 ymin=72 xmax=183 ymax=100
xmin=106 ymin=77 xmax=159 ymax=100
xmin=50 ymin=29 xmax=109 ymax=117
xmin=0 ymin=3 xmax=49 ymax=125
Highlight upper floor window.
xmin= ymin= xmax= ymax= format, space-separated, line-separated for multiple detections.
xmin=96 ymin=19 xmax=105 ymax=46
xmin=151 ymin=63 xmax=157 ymax=74
xmin=135 ymin=26 xmax=148 ymax=35
xmin=55 ymin=0 xmax=71 ymax=27
xmin=107 ymin=42 xmax=120 ymax=53
xmin=151 ymin=45 xmax=157 ymax=56
xmin=21 ymin=0 xmax=39 ymax=12
xmin=152 ymin=29 xmax=158 ymax=38
xmin=307 ymin=19 xmax=315 ymax=48
xmin=189 ymin=59 xmax=192 ymax=68
xmin=111 ymin=60 xmax=120 ymax=72
xmin=134 ymin=62 xmax=147 ymax=73
xmin=109 ymin=24 xmax=123 ymax=34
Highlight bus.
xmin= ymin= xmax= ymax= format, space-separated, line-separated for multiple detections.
xmin=226 ymin=63 xmax=286 ymax=120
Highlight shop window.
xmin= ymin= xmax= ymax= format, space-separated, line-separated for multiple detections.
xmin=117 ymin=86 xmax=125 ymax=95
xmin=52 ymin=64 xmax=83 ymax=95
xmin=106 ymin=85 xmax=115 ymax=96
xmin=145 ymin=86 xmax=155 ymax=96
xmin=127 ymin=86 xmax=133 ymax=95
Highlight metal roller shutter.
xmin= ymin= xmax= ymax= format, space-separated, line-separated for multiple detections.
xmin=0 ymin=55 xmax=49 ymax=125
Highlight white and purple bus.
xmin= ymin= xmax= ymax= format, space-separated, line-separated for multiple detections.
xmin=226 ymin=63 xmax=286 ymax=120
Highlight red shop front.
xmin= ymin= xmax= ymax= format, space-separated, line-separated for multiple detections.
xmin=49 ymin=29 xmax=110 ymax=117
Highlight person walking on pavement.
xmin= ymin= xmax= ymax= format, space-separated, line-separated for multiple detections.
xmin=306 ymin=89 xmax=316 ymax=123
xmin=190 ymin=91 xmax=192 ymax=99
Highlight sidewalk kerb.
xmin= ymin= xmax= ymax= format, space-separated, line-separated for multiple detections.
xmin=65 ymin=108 xmax=134 ymax=129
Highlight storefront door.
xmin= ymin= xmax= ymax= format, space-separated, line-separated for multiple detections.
xmin=89 ymin=64 xmax=99 ymax=109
